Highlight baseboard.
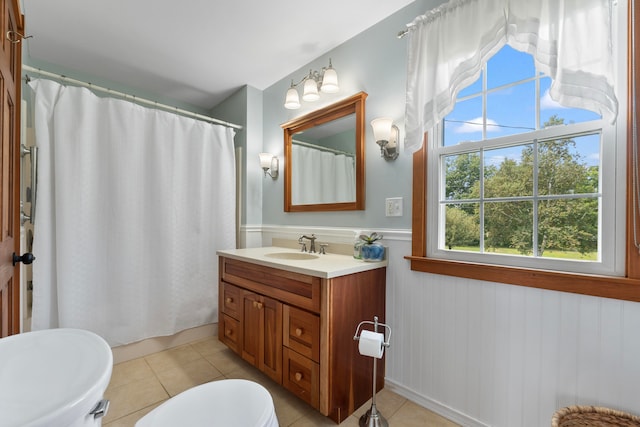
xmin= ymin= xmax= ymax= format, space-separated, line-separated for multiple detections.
xmin=111 ymin=323 xmax=218 ymax=364
xmin=385 ymin=378 xmax=490 ymax=427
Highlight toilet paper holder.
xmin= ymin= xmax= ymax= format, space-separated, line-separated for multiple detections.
xmin=353 ymin=316 xmax=391 ymax=427
xmin=353 ymin=316 xmax=391 ymax=348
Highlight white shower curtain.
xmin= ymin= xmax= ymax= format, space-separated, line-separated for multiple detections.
xmin=291 ymin=144 xmax=355 ymax=205
xmin=29 ymin=79 xmax=236 ymax=346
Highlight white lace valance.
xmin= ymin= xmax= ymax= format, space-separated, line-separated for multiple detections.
xmin=404 ymin=0 xmax=618 ymax=153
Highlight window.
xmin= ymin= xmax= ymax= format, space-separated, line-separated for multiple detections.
xmin=429 ymin=45 xmax=621 ymax=276
xmin=409 ymin=2 xmax=640 ymax=301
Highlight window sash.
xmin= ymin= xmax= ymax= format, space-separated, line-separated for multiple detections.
xmin=428 ymin=117 xmax=623 ymax=276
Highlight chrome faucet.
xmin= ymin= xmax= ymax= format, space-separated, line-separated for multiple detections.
xmin=299 ymin=234 xmax=318 ymax=253
xmin=298 ymin=236 xmax=307 ymax=252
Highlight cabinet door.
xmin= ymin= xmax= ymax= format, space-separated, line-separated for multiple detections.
xmin=240 ymin=292 xmax=283 ymax=384
xmin=260 ymin=296 xmax=282 ymax=383
xmin=241 ymin=291 xmax=261 ymax=366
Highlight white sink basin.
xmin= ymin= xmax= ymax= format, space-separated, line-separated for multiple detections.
xmin=264 ymin=252 xmax=319 ymax=260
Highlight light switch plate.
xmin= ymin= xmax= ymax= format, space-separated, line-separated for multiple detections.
xmin=385 ymin=197 xmax=403 ymax=217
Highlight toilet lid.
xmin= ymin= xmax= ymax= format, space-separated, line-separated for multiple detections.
xmin=136 ymin=379 xmax=278 ymax=427
xmin=0 ymin=328 xmax=113 ymax=427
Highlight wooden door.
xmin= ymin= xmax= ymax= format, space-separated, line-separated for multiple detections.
xmin=259 ymin=295 xmax=282 ymax=383
xmin=240 ymin=291 xmax=282 ymax=383
xmin=0 ymin=0 xmax=23 ymax=338
xmin=241 ymin=291 xmax=261 ymax=366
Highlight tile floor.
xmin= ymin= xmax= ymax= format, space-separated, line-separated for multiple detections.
xmin=103 ymin=335 xmax=460 ymax=426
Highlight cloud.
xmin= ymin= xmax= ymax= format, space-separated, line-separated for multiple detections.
xmin=455 ymin=117 xmax=500 ymax=133
xmin=585 ymin=152 xmax=600 ymax=167
xmin=540 ymin=89 xmax=568 ymax=110
xmin=485 ymin=152 xmax=522 ymax=167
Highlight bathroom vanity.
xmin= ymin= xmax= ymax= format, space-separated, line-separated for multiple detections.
xmin=217 ymin=247 xmax=386 ymax=423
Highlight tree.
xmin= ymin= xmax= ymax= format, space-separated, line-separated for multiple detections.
xmin=445 ymin=152 xmax=481 ymax=200
xmin=445 ymin=205 xmax=479 ymax=249
xmin=444 ymin=115 xmax=599 ymax=257
xmin=483 ymin=157 xmax=533 ymax=251
xmin=444 ymin=153 xmax=485 ymax=218
xmin=528 ymin=116 xmax=598 ymax=255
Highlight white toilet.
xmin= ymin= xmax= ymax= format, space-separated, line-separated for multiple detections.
xmin=135 ymin=379 xmax=279 ymax=427
xmin=0 ymin=328 xmax=113 ymax=427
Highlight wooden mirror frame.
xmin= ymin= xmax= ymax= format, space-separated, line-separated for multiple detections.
xmin=282 ymin=91 xmax=367 ymax=212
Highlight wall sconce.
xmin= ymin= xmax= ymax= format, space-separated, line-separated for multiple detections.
xmin=371 ymin=118 xmax=400 ymax=160
xmin=284 ymin=59 xmax=339 ymax=109
xmin=259 ymin=153 xmax=279 ymax=179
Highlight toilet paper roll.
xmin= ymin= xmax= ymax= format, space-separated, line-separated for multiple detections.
xmin=358 ymin=330 xmax=385 ymax=359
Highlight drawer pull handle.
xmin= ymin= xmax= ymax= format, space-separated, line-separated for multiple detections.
xmin=226 ymin=329 xmax=233 ymax=336
xmin=294 ymin=372 xmax=303 ymax=382
xmin=256 ymin=302 xmax=263 ymax=309
xmin=225 ymin=297 xmax=233 ymax=304
xmin=295 ymin=328 xmax=303 ymax=337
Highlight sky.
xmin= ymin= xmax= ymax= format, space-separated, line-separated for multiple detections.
xmin=442 ymin=45 xmax=601 ymax=167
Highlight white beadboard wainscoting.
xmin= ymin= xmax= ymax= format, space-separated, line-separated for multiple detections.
xmin=255 ymin=225 xmax=640 ymax=427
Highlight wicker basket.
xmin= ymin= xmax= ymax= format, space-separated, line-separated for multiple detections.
xmin=552 ymin=406 xmax=640 ymax=426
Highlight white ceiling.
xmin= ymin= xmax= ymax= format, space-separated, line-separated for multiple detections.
xmin=21 ymin=0 xmax=414 ymax=110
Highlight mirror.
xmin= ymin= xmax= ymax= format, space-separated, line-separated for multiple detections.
xmin=282 ymin=92 xmax=367 ymax=212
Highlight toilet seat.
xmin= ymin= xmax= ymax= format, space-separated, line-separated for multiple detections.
xmin=0 ymin=328 xmax=113 ymax=427
xmin=135 ymin=379 xmax=278 ymax=427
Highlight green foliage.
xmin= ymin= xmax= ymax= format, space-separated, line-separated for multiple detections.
xmin=445 ymin=206 xmax=479 ymax=249
xmin=445 ymin=153 xmax=481 ymax=201
xmin=359 ymin=232 xmax=383 ymax=244
xmin=485 ymin=201 xmax=533 ymax=253
xmin=444 ymin=115 xmax=599 ymax=258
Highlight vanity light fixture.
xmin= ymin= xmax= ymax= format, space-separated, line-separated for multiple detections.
xmin=259 ymin=152 xmax=279 ymax=179
xmin=284 ymin=59 xmax=339 ymax=110
xmin=371 ymin=117 xmax=400 ymax=160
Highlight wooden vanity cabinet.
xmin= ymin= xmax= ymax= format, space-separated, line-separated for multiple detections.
xmin=218 ymin=256 xmax=386 ymax=424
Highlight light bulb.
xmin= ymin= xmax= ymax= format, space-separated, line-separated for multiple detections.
xmin=302 ymin=77 xmax=320 ymax=102
xmin=259 ymin=153 xmax=274 ymax=169
xmin=284 ymin=87 xmax=300 ymax=109
xmin=371 ymin=118 xmax=393 ymax=142
xmin=320 ymin=67 xmax=339 ymax=93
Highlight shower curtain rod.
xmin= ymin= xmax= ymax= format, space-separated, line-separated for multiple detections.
xmin=22 ymin=65 xmax=243 ymax=131
xmin=292 ymin=139 xmax=354 ymax=157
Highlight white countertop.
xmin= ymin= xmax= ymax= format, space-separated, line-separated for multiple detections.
xmin=217 ymin=246 xmax=387 ymax=279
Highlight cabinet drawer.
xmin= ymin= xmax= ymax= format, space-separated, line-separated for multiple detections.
xmin=221 ymin=282 xmax=241 ymax=319
xmin=219 ymin=314 xmax=239 ymax=354
xmin=221 ymin=258 xmax=321 ymax=313
xmin=283 ymin=348 xmax=319 ymax=409
xmin=283 ymin=305 xmax=319 ymax=362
